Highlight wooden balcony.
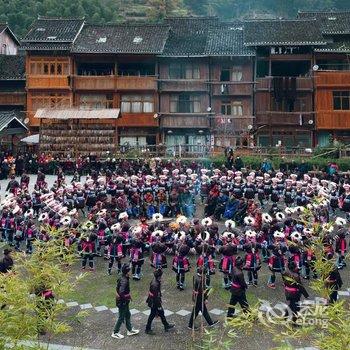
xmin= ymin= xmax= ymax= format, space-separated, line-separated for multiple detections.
xmin=210 ymin=82 xmax=253 ymax=96
xmin=256 ymin=111 xmax=315 ymax=126
xmin=160 ymin=114 xmax=210 ymax=128
xmin=159 ymin=80 xmax=208 ymax=92
xmin=213 ymin=116 xmax=255 ymax=134
xmin=27 ymin=75 xmax=70 ymax=89
xmin=0 ymin=92 xmax=26 ymax=105
xmin=315 ymin=72 xmax=350 ymax=88
xmin=117 ymin=113 xmax=159 ymax=127
xmin=256 ymin=77 xmax=313 ymax=91
xmin=317 ymin=111 xmax=350 ymax=129
xmin=73 ymin=76 xmax=116 ymax=90
xmin=117 ymin=76 xmax=157 ymax=90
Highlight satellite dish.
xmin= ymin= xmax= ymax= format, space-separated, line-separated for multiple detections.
xmin=24 ymin=118 xmax=30 ymax=124
xmin=207 ymin=107 xmax=212 ymax=112
xmin=313 ymin=65 xmax=319 ymax=71
xmin=247 ymin=124 xmax=253 ymax=130
xmin=308 ymin=119 xmax=314 ymax=125
xmin=153 ymin=113 xmax=158 ymax=119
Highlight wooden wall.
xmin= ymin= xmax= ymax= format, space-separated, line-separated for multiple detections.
xmin=315 ymin=71 xmax=350 ymax=130
xmin=0 ymin=30 xmax=18 ymax=55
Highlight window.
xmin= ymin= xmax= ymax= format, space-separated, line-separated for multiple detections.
xmin=220 ymin=66 xmax=243 ymax=82
xmin=231 ymin=67 xmax=243 ymax=81
xmin=79 ymin=94 xmax=113 ymax=109
xmin=169 ymin=63 xmax=200 ymax=79
xmin=232 ymin=101 xmax=243 ymax=116
xmin=29 ymin=58 xmax=70 ymax=75
xmin=121 ymin=95 xmax=154 ymax=113
xmin=220 ymin=68 xmax=230 ymax=82
xmin=333 ymin=91 xmax=350 ymax=110
xmin=170 ymin=94 xmax=201 ymax=113
xmin=221 ymin=102 xmax=232 ymax=115
xmin=30 ymin=93 xmax=71 ymax=110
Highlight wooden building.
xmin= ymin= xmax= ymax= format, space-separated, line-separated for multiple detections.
xmin=244 ymin=19 xmax=324 ymax=148
xmin=17 ymin=13 xmax=350 ymax=155
xmin=71 ymin=23 xmax=169 ymax=147
xmin=158 ymin=17 xmax=216 ymax=153
xmin=299 ymin=11 xmax=350 ymax=146
xmin=0 ymin=23 xmax=20 ymax=55
xmin=205 ymin=22 xmax=255 ymax=148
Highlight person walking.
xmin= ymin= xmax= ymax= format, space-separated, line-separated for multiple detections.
xmin=188 ymin=267 xmax=219 ymax=330
xmin=145 ymin=269 xmax=175 ymax=334
xmin=111 ymin=264 xmax=139 ymax=339
xmin=282 ymin=261 xmax=309 ymax=324
xmin=227 ymin=257 xmax=250 ymax=317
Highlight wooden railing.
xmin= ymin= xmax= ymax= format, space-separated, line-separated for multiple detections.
xmin=117 ymin=76 xmax=157 ymax=90
xmin=160 ymin=114 xmax=210 ymax=128
xmin=159 ymin=79 xmax=208 ymax=92
xmin=117 ymin=113 xmax=159 ymax=127
xmin=73 ymin=76 xmax=116 ymax=90
xmin=27 ymin=75 xmax=70 ymax=89
xmin=0 ymin=92 xmax=26 ymax=105
xmin=210 ymin=81 xmax=253 ymax=95
xmin=256 ymin=111 xmax=314 ymax=126
xmin=256 ymin=77 xmax=313 ymax=90
xmin=213 ymin=115 xmax=255 ymax=133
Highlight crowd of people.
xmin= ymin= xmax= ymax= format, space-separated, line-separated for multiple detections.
xmin=0 ymin=157 xmax=347 ymax=338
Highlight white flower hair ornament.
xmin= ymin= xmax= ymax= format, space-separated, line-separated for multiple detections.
xmin=60 ymin=216 xmax=71 ymax=226
xmin=111 ymin=223 xmax=121 ymax=232
xmin=290 ymin=231 xmax=302 ymax=242
xmin=222 ymin=231 xmax=235 ymax=240
xmin=38 ymin=212 xmax=49 ymax=222
xmin=245 ymin=230 xmax=257 ymax=239
xmin=262 ymin=213 xmax=273 ymax=224
xmin=152 ymin=213 xmax=163 ymax=222
xmin=118 ymin=211 xmax=129 ymax=220
xmin=273 ymin=231 xmax=285 ymax=239
xmin=294 ymin=206 xmax=305 ymax=214
xmin=201 ymin=217 xmax=213 ymax=227
xmin=24 ymin=209 xmax=34 ymax=218
xmin=275 ymin=212 xmax=285 ymax=221
xmin=132 ymin=226 xmax=143 ymax=235
xmin=82 ymin=221 xmax=95 ymax=231
xmin=225 ymin=220 xmax=236 ymax=229
xmin=152 ymin=230 xmax=164 ymax=238
xmin=244 ymin=216 xmax=256 ymax=226
xmin=285 ymin=207 xmax=293 ymax=215
xmin=176 ymin=215 xmax=188 ymax=225
xmin=335 ymin=217 xmax=347 ymax=226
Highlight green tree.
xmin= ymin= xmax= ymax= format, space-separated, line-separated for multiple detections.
xmin=0 ymin=227 xmax=85 ymax=350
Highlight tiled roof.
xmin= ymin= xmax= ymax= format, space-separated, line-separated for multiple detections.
xmin=314 ymin=40 xmax=350 ymax=53
xmin=205 ymin=23 xmax=255 ymax=56
xmin=20 ymin=42 xmax=72 ymax=51
xmin=0 ymin=110 xmax=27 ymax=133
xmin=298 ymin=11 xmax=350 ymax=35
xmin=162 ymin=17 xmax=219 ymax=56
xmin=0 ymin=55 xmax=25 ymax=80
xmin=72 ymin=24 xmax=169 ymax=54
xmin=243 ymin=19 xmax=327 ymax=46
xmin=22 ymin=17 xmax=84 ymax=44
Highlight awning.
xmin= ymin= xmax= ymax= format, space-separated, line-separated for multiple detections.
xmin=34 ymin=108 xmax=121 ymax=120
xmin=21 ymin=134 xmax=39 ymax=144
